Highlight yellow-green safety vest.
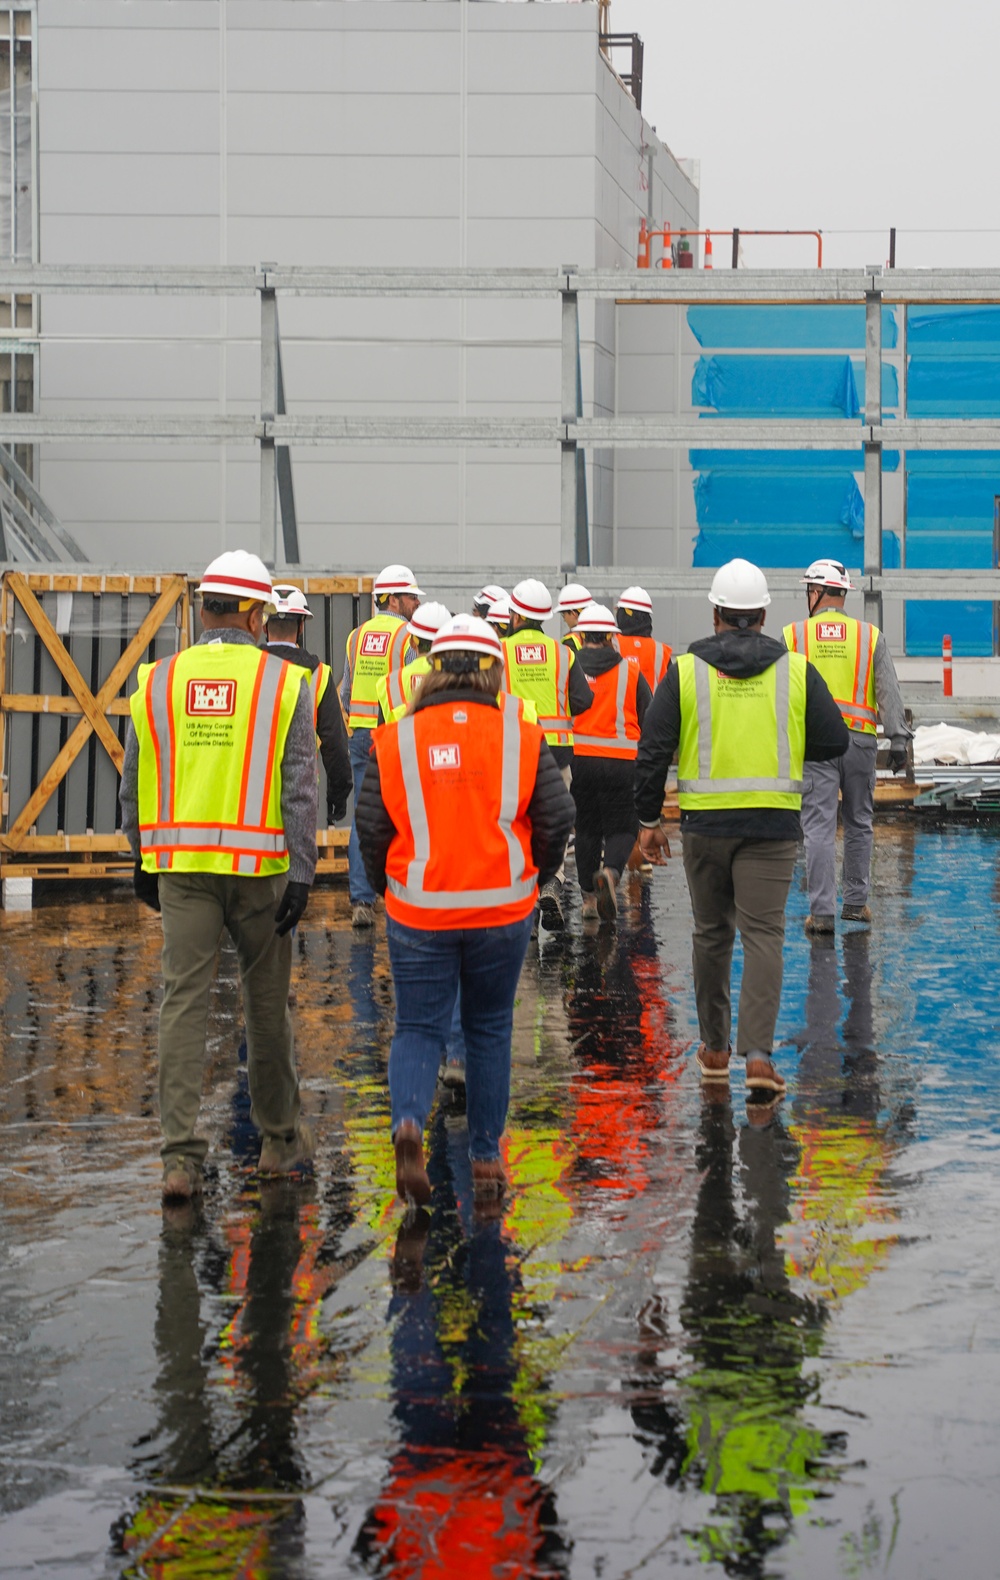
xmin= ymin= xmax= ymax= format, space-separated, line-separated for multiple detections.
xmin=131 ymin=644 xmax=304 ymax=876
xmin=501 ymin=630 xmax=573 ymax=747
xmin=783 ymin=613 xmax=878 ymax=735
xmin=345 ymin=613 xmax=410 ymax=730
xmin=676 ymin=650 xmax=807 ymax=811
xmin=562 ymin=630 xmax=583 ymax=652
xmin=309 ymin=661 xmax=333 ymax=725
xmin=375 ymin=654 xmax=432 ymax=722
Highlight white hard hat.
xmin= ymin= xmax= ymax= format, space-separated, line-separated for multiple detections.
xmin=617 ymin=585 xmax=653 ymax=614
xmin=557 ymin=582 xmax=592 ymax=614
xmin=509 ymin=578 xmax=553 ymax=621
xmin=269 ymin=583 xmax=313 ymax=619
xmin=574 ymin=601 xmax=618 ymax=635
xmin=408 ymin=601 xmax=451 ymax=643
xmin=198 ymin=550 xmax=275 ymax=609
xmin=486 ymin=595 xmax=512 ymax=628
xmin=474 ymin=582 xmax=507 ymax=610
xmin=802 ymin=557 xmax=854 ymax=592
xmin=708 ymin=559 xmax=771 ymax=610
xmin=374 ymin=563 xmax=423 ymax=598
xmin=430 ymin=613 xmax=503 ymax=662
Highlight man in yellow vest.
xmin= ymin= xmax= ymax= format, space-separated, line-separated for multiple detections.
xmin=635 ymin=559 xmax=848 ymax=1095
xmin=501 ymin=578 xmax=594 ymax=929
xmin=119 ymin=550 xmax=319 ymax=1205
xmin=340 ymin=564 xmax=423 ymax=927
xmin=265 ymin=584 xmax=352 ymax=826
xmin=784 ymin=558 xmax=911 ymax=933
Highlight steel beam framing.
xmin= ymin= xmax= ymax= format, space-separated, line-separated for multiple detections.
xmin=3 ymin=262 xmax=1000 ymax=597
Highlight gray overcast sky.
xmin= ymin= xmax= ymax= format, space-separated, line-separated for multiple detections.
xmin=615 ymin=0 xmax=1000 ymax=270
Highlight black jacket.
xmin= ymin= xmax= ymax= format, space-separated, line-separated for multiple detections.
xmin=266 ymin=642 xmax=353 ymax=819
xmin=634 ymin=629 xmax=849 ymax=839
xmin=511 ymin=618 xmax=593 ymax=769
xmin=573 ymin=641 xmax=653 ymax=729
xmin=355 ymin=689 xmax=576 ymax=897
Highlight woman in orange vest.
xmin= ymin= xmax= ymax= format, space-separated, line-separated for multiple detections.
xmin=615 ymin=585 xmax=672 ymax=692
xmin=570 ymin=602 xmax=652 ymax=923
xmin=356 ymin=615 xmax=575 ymax=1204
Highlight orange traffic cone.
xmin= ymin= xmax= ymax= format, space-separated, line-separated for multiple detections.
xmin=704 ymin=230 xmax=713 ymax=269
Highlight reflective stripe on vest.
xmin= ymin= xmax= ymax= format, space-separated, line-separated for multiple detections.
xmin=784 ymin=614 xmax=878 ymax=734
xmin=385 ymin=701 xmax=537 ymax=911
xmin=346 ymin=614 xmax=409 ymax=729
xmin=133 ymin=646 xmax=298 ymax=875
xmin=676 ymin=651 xmax=806 ymax=806
xmin=309 ymin=662 xmax=332 ymax=725
xmin=572 ymin=658 xmax=641 ymax=758
xmin=613 ymin=632 xmax=671 ymax=692
xmin=376 ymin=654 xmax=431 ymax=723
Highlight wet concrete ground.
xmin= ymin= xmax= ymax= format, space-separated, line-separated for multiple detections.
xmin=2 ymin=825 xmax=1000 ymax=1577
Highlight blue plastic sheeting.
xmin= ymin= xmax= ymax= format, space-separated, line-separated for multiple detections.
xmin=692 ymin=527 xmax=901 ymax=570
xmin=694 ymin=470 xmax=864 ymax=532
xmin=692 ymin=355 xmax=898 ymax=416
xmin=689 ymin=448 xmax=900 ymax=473
xmin=905 ymin=601 xmax=994 ymax=657
xmin=908 ymin=358 xmax=1000 ymax=417
xmin=687 ymin=305 xmax=898 ymax=350
xmin=908 ymin=306 xmax=1000 ymax=349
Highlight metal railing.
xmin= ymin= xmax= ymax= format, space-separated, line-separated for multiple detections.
xmin=1 ymin=263 xmax=1000 ymax=626
xmin=599 ymin=31 xmax=643 ymax=111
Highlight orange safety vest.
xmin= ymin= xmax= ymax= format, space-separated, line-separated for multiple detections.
xmin=614 ymin=633 xmax=671 ymax=692
xmin=784 ymin=614 xmax=878 ymax=735
xmin=373 ymin=692 xmax=542 ymax=930
xmin=572 ymin=657 xmax=643 ymax=758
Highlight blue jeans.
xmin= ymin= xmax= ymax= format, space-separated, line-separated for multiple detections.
xmin=348 ymin=728 xmax=376 ymax=905
xmin=386 ymin=913 xmax=534 ymax=1159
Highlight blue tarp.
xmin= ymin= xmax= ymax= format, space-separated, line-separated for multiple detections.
xmin=687 ymin=305 xmax=898 ymax=350
xmin=905 ymin=602 xmax=994 ymax=657
xmin=691 ymin=355 xmax=898 ymax=417
xmin=692 ymin=527 xmax=901 ymax=571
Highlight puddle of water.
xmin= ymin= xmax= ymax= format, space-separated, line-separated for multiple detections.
xmin=2 ymin=828 xmax=1000 ymax=1576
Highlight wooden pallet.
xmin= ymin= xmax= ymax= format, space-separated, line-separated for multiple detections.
xmin=0 ymin=829 xmax=349 ymax=882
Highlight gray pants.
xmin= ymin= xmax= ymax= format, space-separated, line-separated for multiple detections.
xmin=800 ymin=732 xmax=877 ymax=915
xmin=157 ymin=871 xmax=300 ymax=1164
xmin=682 ymin=834 xmax=798 ymax=1057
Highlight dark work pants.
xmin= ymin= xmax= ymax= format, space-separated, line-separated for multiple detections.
xmin=681 ymin=834 xmax=798 ymax=1057
xmin=571 ymin=755 xmax=639 ymax=894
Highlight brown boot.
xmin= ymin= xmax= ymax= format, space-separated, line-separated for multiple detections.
xmin=394 ymin=1120 xmax=431 ymax=1206
xmin=471 ymin=1157 xmax=507 ymax=1198
xmin=745 ymin=1054 xmax=787 ymax=1094
xmin=695 ymin=1044 xmax=731 ymax=1081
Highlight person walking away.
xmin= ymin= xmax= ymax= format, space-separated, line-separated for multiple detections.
xmin=635 ymin=559 xmax=848 ymax=1096
xmin=119 ymin=550 xmax=319 ymax=1204
xmin=616 ymin=586 xmax=672 ymax=693
xmin=784 ymin=558 xmax=911 ymax=932
xmin=341 ymin=565 xmax=423 ymax=928
xmin=557 ymin=583 xmax=593 ymax=652
xmin=486 ymin=594 xmax=512 ymax=642
xmin=265 ymin=584 xmax=352 ymax=829
xmin=501 ymin=578 xmax=593 ymax=930
xmin=570 ymin=602 xmax=652 ymax=923
xmin=356 ymin=614 xmax=574 ymax=1204
xmin=376 ymin=602 xmax=451 ymax=723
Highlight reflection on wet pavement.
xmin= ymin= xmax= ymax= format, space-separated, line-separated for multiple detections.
xmin=3 ymin=827 xmax=1000 ymax=1576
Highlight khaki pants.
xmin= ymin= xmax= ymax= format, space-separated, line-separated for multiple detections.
xmin=681 ymin=834 xmax=797 ymax=1057
xmin=157 ymin=872 xmax=300 ymax=1164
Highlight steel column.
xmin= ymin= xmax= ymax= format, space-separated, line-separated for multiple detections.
xmin=864 ymin=272 xmax=883 ymax=627
xmin=560 ymin=280 xmax=580 ymax=573
xmin=259 ymin=274 xmax=278 ymax=570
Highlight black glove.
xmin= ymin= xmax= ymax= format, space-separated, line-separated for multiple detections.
xmin=887 ymin=746 xmax=908 ymax=773
xmin=133 ymin=859 xmax=161 ymax=913
xmin=275 ymin=880 xmax=310 ymax=936
xmin=328 ymin=800 xmax=348 ymax=825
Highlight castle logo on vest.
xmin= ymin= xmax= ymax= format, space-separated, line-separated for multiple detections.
xmin=817 ymin=621 xmax=847 ymax=642
xmin=361 ymin=630 xmax=391 ymax=657
xmin=515 ymin=642 xmax=546 ymax=664
xmin=429 ymin=744 xmax=461 ymax=770
xmin=186 ymin=679 xmax=236 ymax=716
